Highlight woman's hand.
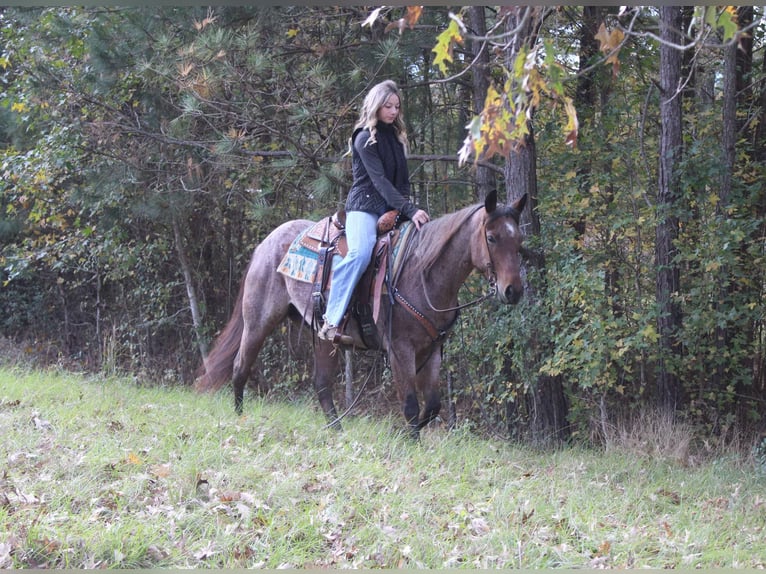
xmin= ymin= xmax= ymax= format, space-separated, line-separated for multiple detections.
xmin=411 ymin=209 xmax=430 ymax=230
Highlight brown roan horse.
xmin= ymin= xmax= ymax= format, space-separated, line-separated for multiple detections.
xmin=194 ymin=189 xmax=527 ymax=438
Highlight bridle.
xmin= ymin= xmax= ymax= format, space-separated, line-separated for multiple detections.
xmin=395 ymin=206 xmax=514 ymax=340
xmin=421 ymin=207 xmax=507 ymax=314
xmin=383 ymin=204 xmax=519 ymax=376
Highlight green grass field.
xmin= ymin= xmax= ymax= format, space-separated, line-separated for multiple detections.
xmin=1 ymin=366 xmax=764 ymax=568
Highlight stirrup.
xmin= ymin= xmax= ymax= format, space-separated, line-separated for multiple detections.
xmin=318 ymin=323 xmax=353 ymax=346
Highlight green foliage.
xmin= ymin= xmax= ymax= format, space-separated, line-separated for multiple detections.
xmin=1 ymin=6 xmax=766 ymax=444
xmin=1 ymin=6 xmax=418 ymax=378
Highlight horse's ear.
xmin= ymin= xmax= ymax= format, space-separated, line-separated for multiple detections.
xmin=485 ymin=189 xmax=498 ymax=213
xmin=511 ymin=193 xmax=527 ymax=216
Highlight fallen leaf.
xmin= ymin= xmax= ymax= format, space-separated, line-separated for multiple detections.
xmin=218 ymin=490 xmax=240 ymax=502
xmin=125 ymin=452 xmax=142 ymax=465
xmin=521 ymin=508 xmax=535 ymax=524
xmin=302 ymin=479 xmax=322 ymax=493
xmin=656 ymin=488 xmax=680 ymax=504
xmin=661 ymin=520 xmax=673 ymax=538
xmin=470 ymin=517 xmax=490 ymax=536
xmin=107 ymin=421 xmax=123 ymax=432
xmin=32 ymin=415 xmax=52 ymax=431
xmin=597 ymin=540 xmax=611 ymax=556
xmin=150 ymin=463 xmax=172 ymax=478
xmin=146 ymin=545 xmax=169 ymax=562
xmin=193 ymin=542 xmax=218 ymax=561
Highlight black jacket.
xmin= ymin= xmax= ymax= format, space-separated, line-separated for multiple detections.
xmin=344 ymin=122 xmax=419 ymax=219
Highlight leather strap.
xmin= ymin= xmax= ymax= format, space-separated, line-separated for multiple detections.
xmin=392 ymin=288 xmax=447 ymax=343
xmin=372 ymin=233 xmax=392 ymax=323
xmin=311 ymin=217 xmax=334 ymax=321
xmin=312 ymin=245 xmax=333 ymax=320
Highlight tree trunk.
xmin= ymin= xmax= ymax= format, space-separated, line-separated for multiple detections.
xmin=468 ymin=6 xmax=495 ymax=200
xmin=173 ymin=215 xmax=209 ymax=363
xmin=753 ymin=15 xmax=766 ymax=399
xmin=726 ymin=6 xmax=758 ymax=426
xmin=655 ymin=6 xmax=684 ymax=413
xmin=756 ymin=25 xmax=766 ymax=164
xmin=571 ymin=5 xmax=601 ymax=240
xmin=711 ymin=26 xmax=738 ymax=392
xmin=502 ymin=7 xmax=569 ymax=444
xmin=736 ymin=6 xmax=753 ymax=137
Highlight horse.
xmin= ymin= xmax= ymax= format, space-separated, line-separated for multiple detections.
xmin=194 ymin=189 xmax=527 ymax=438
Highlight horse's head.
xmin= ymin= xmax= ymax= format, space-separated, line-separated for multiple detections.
xmin=477 ymin=189 xmax=527 ymax=305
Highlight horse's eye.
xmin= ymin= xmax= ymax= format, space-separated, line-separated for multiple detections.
xmin=486 ymin=234 xmax=497 ymax=245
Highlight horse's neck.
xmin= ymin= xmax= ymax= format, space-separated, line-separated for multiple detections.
xmin=415 ymin=208 xmax=479 ymax=303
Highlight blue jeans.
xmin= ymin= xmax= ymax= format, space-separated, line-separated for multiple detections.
xmin=323 ymin=210 xmax=378 ymax=326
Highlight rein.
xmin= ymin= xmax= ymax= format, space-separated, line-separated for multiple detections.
xmin=421 ymin=206 xmax=499 ymax=314
xmin=421 ymin=263 xmax=497 ymax=314
xmin=393 ymin=205 xmax=499 ymax=341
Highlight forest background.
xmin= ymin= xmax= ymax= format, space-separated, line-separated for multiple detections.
xmin=1 ymin=5 xmax=765 ymax=447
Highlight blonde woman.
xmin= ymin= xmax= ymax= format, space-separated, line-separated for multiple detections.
xmin=319 ymin=80 xmax=430 ymax=344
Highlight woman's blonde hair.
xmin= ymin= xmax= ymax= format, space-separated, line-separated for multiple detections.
xmin=352 ymin=79 xmax=408 ymax=151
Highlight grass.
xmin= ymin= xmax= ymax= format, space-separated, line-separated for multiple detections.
xmin=1 ymin=365 xmax=765 ymax=568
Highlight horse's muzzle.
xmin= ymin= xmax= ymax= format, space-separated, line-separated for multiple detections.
xmin=500 ymin=284 xmax=523 ymax=305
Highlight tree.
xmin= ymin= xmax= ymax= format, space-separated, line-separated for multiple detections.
xmin=501 ymin=7 xmax=570 ymax=444
xmin=655 ymin=6 xmax=684 ymax=413
xmin=466 ymin=6 xmax=495 ymax=200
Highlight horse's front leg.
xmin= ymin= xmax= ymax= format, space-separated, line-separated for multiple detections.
xmin=415 ymin=346 xmax=443 ymax=431
xmin=314 ymin=342 xmax=342 ymax=429
xmin=389 ymin=345 xmax=422 ymax=439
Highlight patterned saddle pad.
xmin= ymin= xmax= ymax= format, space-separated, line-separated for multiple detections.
xmin=277 ymin=216 xmax=415 ymax=285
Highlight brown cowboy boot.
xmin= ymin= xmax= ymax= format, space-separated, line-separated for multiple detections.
xmin=318 ymin=322 xmax=353 ymax=346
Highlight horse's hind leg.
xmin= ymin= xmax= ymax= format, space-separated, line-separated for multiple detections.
xmin=232 ymin=267 xmax=291 ymax=414
xmin=231 ymin=324 xmax=269 ymax=415
xmin=313 ymin=342 xmax=341 ymax=429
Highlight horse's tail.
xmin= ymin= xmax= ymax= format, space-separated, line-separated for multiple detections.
xmin=193 ymin=270 xmax=247 ymax=393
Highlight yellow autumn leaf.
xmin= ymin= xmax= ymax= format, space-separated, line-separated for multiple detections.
xmin=595 ymin=22 xmax=624 ymax=56
xmin=286 ymin=28 xmax=299 ymax=38
xmin=705 ymin=260 xmax=721 ymax=272
xmin=594 ymin=23 xmax=624 ymax=77
xmin=125 ymin=452 xmax=142 ymax=465
xmin=432 ymin=18 xmax=462 ymax=75
xmin=640 ymin=324 xmax=659 ymax=343
xmin=563 ymin=97 xmax=578 ymax=148
xmin=718 ymin=6 xmax=739 ymax=41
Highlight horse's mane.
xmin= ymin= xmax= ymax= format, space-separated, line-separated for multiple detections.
xmin=409 ymin=202 xmax=484 ymax=275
